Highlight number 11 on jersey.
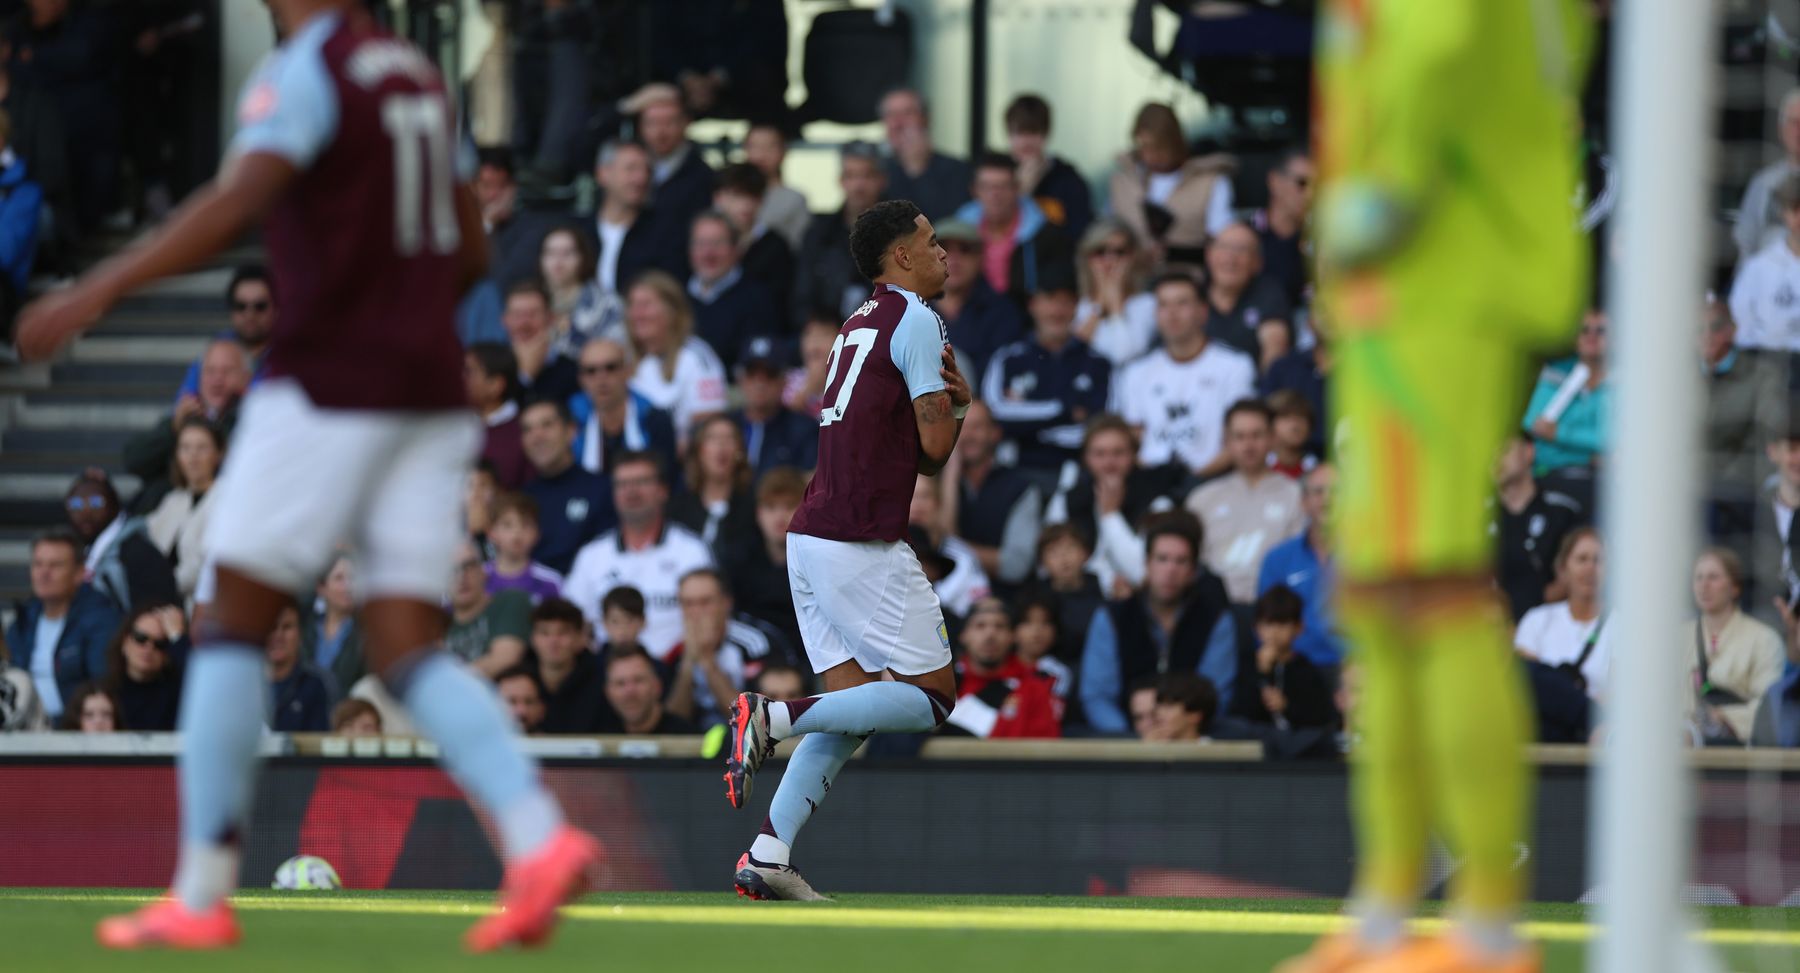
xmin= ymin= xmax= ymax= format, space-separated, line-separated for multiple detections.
xmin=818 ymin=327 xmax=877 ymax=427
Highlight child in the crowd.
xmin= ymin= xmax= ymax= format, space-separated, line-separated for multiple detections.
xmin=599 ymin=586 xmax=647 ymax=652
xmin=1028 ymin=524 xmax=1107 ymax=665
xmin=1011 ymin=591 xmax=1073 ymax=700
xmin=485 ymin=492 xmax=563 ymax=603
xmin=1246 ymin=585 xmax=1339 ymax=730
xmin=330 ymin=699 xmax=383 ymax=736
xmin=1266 ymin=389 xmax=1318 ymax=480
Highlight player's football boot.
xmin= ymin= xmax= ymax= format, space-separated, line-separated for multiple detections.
xmin=1274 ymin=932 xmax=1387 ymax=973
xmin=723 ymin=692 xmax=773 ymax=809
xmin=1345 ymin=935 xmax=1540 ymax=973
xmin=96 ymin=897 xmax=241 ymax=950
xmin=733 ymin=852 xmax=830 ymax=902
xmin=464 ymin=825 xmax=603 ymax=953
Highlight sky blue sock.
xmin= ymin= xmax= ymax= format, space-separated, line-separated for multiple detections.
xmin=760 ymin=732 xmax=862 ymax=859
xmin=172 ymin=644 xmax=267 ymax=909
xmin=400 ymin=653 xmax=562 ymax=860
xmin=783 ymin=681 xmax=947 ymax=738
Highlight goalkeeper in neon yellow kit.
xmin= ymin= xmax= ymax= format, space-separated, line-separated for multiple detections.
xmin=1277 ymin=1 xmax=1593 ymax=972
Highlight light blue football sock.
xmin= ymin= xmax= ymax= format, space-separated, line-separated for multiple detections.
xmin=172 ymin=644 xmax=268 ymax=910
xmin=779 ymin=682 xmax=948 ymax=738
xmin=753 ymin=732 xmax=864 ymax=865
xmin=400 ymin=653 xmax=562 ymax=860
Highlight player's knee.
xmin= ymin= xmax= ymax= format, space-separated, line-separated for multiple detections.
xmin=921 ymin=687 xmax=954 ymax=730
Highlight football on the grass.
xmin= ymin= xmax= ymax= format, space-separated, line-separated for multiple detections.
xmin=272 ymin=855 xmax=342 ymax=891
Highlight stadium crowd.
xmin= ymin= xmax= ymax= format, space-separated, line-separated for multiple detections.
xmin=5 ymin=5 xmax=1800 ymax=756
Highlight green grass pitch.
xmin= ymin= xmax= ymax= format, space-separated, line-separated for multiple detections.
xmin=2 ymin=890 xmax=1797 ymax=972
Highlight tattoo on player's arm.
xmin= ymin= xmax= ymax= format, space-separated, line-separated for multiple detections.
xmin=917 ymin=391 xmax=951 ymax=424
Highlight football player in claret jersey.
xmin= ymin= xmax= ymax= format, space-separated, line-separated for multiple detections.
xmin=16 ymin=0 xmax=597 ymax=953
xmin=722 ymin=199 xmax=972 ymax=900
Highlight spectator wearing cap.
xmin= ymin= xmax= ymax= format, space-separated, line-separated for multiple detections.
xmin=1109 ymin=103 xmax=1237 ymax=269
xmin=586 ymin=139 xmax=688 ymax=302
xmin=688 ymin=209 xmax=779 ymax=372
xmin=1081 ymin=512 xmax=1240 ymax=734
xmin=731 ymin=337 xmax=817 ymax=478
xmin=796 ymin=142 xmax=887 ymax=324
xmin=946 ymin=597 xmax=1064 ymax=738
xmin=879 ymin=88 xmax=971 ymax=221
xmin=1186 ymin=399 xmax=1305 ymax=605
xmin=1251 ymin=147 xmax=1316 ymax=307
xmin=951 ymin=152 xmax=1076 ymax=307
xmin=174 ymin=266 xmax=275 ymax=403
xmin=569 ymin=336 xmax=680 ymax=478
xmin=933 ymin=216 xmax=1028 ymax=384
xmin=743 ymin=123 xmax=812 ymax=252
xmin=5 ymin=529 xmax=122 ymax=724
xmin=1004 ymin=93 xmax=1093 ymax=244
xmin=982 ymin=276 xmax=1113 ymax=475
xmin=631 ymin=86 xmax=717 ymax=252
xmin=521 ymin=398 xmax=618 ymax=575
xmin=1735 ymin=89 xmax=1800 ymax=261
xmin=721 ymin=467 xmax=808 ymax=651
xmin=1731 ymin=171 xmax=1800 ymax=353
xmin=945 ymin=403 xmax=1044 ymax=593
xmin=713 ymin=163 xmax=795 ymax=325
xmin=1256 ymin=464 xmax=1347 ymax=670
xmin=63 ymin=470 xmax=177 ymax=613
xmin=1203 ymin=222 xmax=1294 ymax=371
xmin=465 ymin=342 xmax=532 ymax=490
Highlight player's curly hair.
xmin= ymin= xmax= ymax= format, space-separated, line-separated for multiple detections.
xmin=849 ymin=199 xmax=923 ymax=282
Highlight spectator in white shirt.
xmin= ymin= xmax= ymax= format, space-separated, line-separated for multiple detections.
xmin=623 ymin=270 xmax=729 ymax=441
xmin=1112 ymin=272 xmax=1257 ymax=476
xmin=1514 ymin=528 xmax=1611 ymax=701
xmin=1734 ymin=89 xmax=1800 ymax=261
xmin=1729 ymin=171 xmax=1800 ymax=353
xmin=561 ymin=451 xmax=714 ymax=661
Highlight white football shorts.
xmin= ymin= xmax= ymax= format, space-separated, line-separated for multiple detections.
xmin=785 ymin=532 xmax=952 ymax=677
xmin=205 ymin=379 xmax=480 ymax=601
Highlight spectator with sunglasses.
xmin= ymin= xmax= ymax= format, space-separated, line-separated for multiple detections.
xmin=62 ymin=470 xmax=178 ymax=614
xmin=1073 ymin=219 xmax=1158 ymax=368
xmin=5 ymin=529 xmax=121 ymax=725
xmin=173 ymin=265 xmax=275 ymax=403
xmin=1521 ymin=308 xmax=1611 ymax=482
xmin=567 ymin=336 xmax=679 ymax=479
xmin=1251 ymin=148 xmax=1316 ymax=307
xmin=104 ymin=604 xmax=190 ymax=732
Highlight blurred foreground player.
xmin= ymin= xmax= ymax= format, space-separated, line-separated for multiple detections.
xmin=16 ymin=0 xmax=597 ymax=953
xmin=722 ymin=199 xmax=972 ymax=899
xmin=1277 ymin=2 xmax=1592 ymax=972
